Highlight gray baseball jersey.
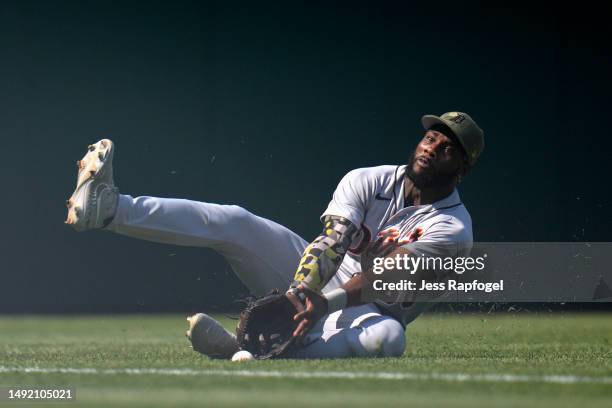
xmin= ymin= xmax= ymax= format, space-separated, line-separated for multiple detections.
xmin=322 ymin=164 xmax=474 ymax=325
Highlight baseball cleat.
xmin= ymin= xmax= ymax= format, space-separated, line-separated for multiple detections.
xmin=186 ymin=313 xmax=239 ymax=359
xmin=65 ymin=139 xmax=119 ymax=231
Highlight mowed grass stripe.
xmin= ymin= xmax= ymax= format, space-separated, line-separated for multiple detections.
xmin=2 ymin=366 xmax=611 ymax=385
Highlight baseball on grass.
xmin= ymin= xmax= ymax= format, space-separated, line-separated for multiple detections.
xmin=231 ymin=350 xmax=255 ymax=362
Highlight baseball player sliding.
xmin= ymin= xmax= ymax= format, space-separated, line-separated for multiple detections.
xmin=65 ymin=112 xmax=484 ymax=359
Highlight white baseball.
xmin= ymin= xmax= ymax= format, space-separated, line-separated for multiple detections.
xmin=231 ymin=350 xmax=255 ymax=362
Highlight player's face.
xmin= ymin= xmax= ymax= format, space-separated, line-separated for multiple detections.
xmin=406 ymin=130 xmax=465 ymax=187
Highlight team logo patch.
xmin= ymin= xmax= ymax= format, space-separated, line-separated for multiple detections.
xmin=447 ymin=112 xmax=466 ymax=124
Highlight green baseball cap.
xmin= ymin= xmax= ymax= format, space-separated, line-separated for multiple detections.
xmin=421 ymin=111 xmax=485 ymax=167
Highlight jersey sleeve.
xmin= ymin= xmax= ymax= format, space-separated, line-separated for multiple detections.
xmin=321 ymin=168 xmax=373 ymax=227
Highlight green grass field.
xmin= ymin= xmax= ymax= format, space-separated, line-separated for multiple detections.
xmin=0 ymin=313 xmax=611 ymax=407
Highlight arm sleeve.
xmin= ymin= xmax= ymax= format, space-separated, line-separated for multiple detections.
xmin=291 ymin=215 xmax=360 ymax=292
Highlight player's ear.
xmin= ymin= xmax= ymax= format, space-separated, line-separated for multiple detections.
xmin=457 ymin=157 xmax=471 ymax=182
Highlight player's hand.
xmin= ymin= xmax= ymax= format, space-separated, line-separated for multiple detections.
xmin=292 ymin=284 xmax=328 ymax=341
xmin=372 ymin=227 xmax=411 ymax=255
xmin=360 ymin=228 xmax=410 ymax=272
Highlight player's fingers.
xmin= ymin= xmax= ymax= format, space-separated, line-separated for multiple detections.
xmin=376 ymin=228 xmax=397 ymax=238
xmin=297 ymin=284 xmax=318 ymax=300
xmin=294 ymin=309 xmax=309 ymax=321
xmin=381 ymin=228 xmax=398 ymax=234
xmin=380 ymin=238 xmax=396 ymax=250
xmin=293 ymin=319 xmax=310 ymax=338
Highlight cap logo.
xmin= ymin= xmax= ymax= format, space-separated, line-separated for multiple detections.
xmin=447 ymin=112 xmax=466 ymax=124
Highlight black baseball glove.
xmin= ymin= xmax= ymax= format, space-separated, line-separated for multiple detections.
xmin=235 ymin=289 xmax=304 ymax=360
